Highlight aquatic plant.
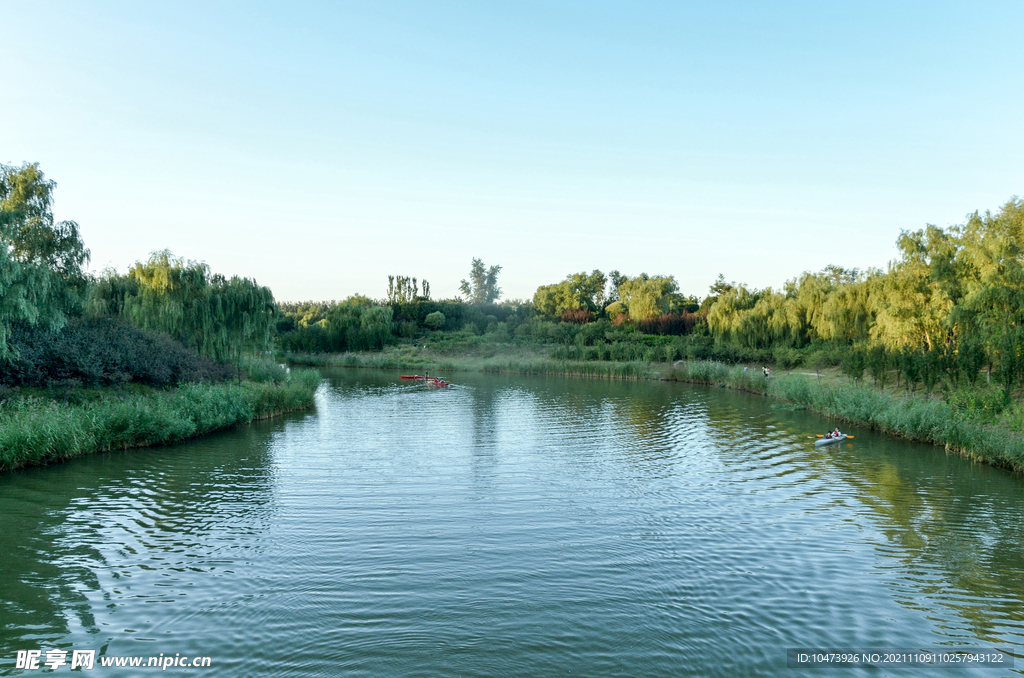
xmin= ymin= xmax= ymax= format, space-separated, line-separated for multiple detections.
xmin=0 ymin=369 xmax=320 ymax=472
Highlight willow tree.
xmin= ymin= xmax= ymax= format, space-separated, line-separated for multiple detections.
xmin=0 ymin=163 xmax=90 ymax=358
xmin=533 ymin=270 xmax=607 ymax=317
xmin=951 ymin=198 xmax=1024 ymax=390
xmin=91 ymin=250 xmax=276 ymax=370
xmin=706 ymin=285 xmax=762 ymax=345
xmin=816 ymin=272 xmax=878 ymax=345
xmin=870 ymin=230 xmax=954 ymax=352
xmin=123 ymin=251 xmax=219 ymax=355
xmin=617 ymin=274 xmax=679 ymax=321
xmin=214 ymin=275 xmax=278 ymax=379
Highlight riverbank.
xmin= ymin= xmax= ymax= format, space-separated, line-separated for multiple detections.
xmin=0 ymin=369 xmax=321 ymax=472
xmin=283 ymin=345 xmax=662 ymax=380
xmin=667 ymin=360 xmax=1024 ymax=473
xmin=287 ymin=347 xmax=1024 ymax=473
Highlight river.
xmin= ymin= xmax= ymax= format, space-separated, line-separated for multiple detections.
xmin=2 ymin=370 xmax=1023 ymax=676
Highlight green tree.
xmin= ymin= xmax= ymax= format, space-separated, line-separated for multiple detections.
xmin=867 ymin=345 xmax=890 ymax=390
xmin=533 ymin=270 xmax=607 ymax=317
xmin=360 ymin=306 xmax=394 ymax=349
xmin=387 ymin=275 xmax=422 ymax=303
xmin=870 ymin=230 xmax=953 ymax=352
xmin=950 ymin=198 xmax=1024 ymax=391
xmin=91 ymin=250 xmax=276 ymax=366
xmin=699 ymin=274 xmax=734 ymax=313
xmin=459 ymin=258 xmax=502 ymax=304
xmin=607 ymin=270 xmax=626 ymax=303
xmin=0 ymin=163 xmax=90 ymax=358
xmin=617 ymin=274 xmax=679 ymax=321
xmin=842 ymin=346 xmax=866 ymax=385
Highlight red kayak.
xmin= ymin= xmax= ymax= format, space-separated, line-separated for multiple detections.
xmin=400 ymin=375 xmax=450 ymax=387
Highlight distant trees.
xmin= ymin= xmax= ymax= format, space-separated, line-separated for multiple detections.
xmin=387 ymin=275 xmax=430 ymax=303
xmin=275 ymin=296 xmax=397 ymax=352
xmin=616 ymin=274 xmax=682 ymax=321
xmin=0 ymin=162 xmax=90 ymax=358
xmin=460 ymin=258 xmax=502 ymax=304
xmin=699 ymin=196 xmax=1024 ymax=393
xmin=533 ymin=270 xmax=607 ymax=316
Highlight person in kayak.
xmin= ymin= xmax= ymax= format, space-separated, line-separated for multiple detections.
xmin=828 ymin=427 xmax=841 ymax=438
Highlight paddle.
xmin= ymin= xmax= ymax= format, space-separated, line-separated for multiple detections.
xmin=814 ymin=434 xmax=854 ymax=439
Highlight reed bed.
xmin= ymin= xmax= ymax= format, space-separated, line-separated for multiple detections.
xmin=668 ymin=360 xmax=769 ymax=394
xmin=0 ymin=369 xmax=321 ymax=472
xmin=480 ymin=358 xmax=655 ymax=379
xmin=286 ymin=350 xmax=659 ymax=380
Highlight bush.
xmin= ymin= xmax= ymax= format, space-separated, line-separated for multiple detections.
xmin=945 ymin=385 xmax=1010 ymax=421
xmin=240 ymin=356 xmax=287 ymax=383
xmin=636 ymin=312 xmax=699 ymax=336
xmin=3 ymin=318 xmax=232 ymax=388
xmin=561 ymin=308 xmax=594 ymax=324
xmin=424 ymin=311 xmax=446 ymax=329
xmin=773 ymin=347 xmax=804 ymax=370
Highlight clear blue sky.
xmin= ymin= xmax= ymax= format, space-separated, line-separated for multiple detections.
xmin=3 ymin=1 xmax=1022 ymax=302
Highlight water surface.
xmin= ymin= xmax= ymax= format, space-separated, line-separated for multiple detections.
xmin=2 ymin=370 xmax=1023 ymax=676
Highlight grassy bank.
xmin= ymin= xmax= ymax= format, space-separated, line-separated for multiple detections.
xmin=284 ymin=344 xmax=660 ymax=380
xmin=0 ymin=369 xmax=321 ymax=472
xmin=669 ymin=360 xmax=1024 ymax=473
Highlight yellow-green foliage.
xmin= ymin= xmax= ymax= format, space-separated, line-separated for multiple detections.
xmin=533 ymin=270 xmax=607 ymax=316
xmin=703 ymin=197 xmax=1024 ymax=393
xmin=617 ymin=274 xmax=680 ymax=321
xmin=89 ymin=251 xmax=277 ymax=363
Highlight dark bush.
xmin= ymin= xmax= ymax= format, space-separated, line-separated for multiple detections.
xmin=636 ymin=312 xmax=699 ymax=336
xmin=2 ymin=318 xmax=233 ymax=387
xmin=561 ymin=308 xmax=594 ymax=324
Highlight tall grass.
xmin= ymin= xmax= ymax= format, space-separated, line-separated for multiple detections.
xmin=669 ymin=360 xmax=769 ymax=394
xmin=670 ymin=360 xmax=1024 ymax=472
xmin=480 ymin=358 xmax=655 ymax=379
xmin=767 ymin=375 xmax=1024 ymax=470
xmin=286 ymin=351 xmax=420 ymax=370
xmin=0 ymin=369 xmax=320 ymax=472
xmin=284 ymin=349 xmax=660 ymax=379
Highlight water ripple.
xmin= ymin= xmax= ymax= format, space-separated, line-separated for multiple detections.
xmin=2 ymin=372 xmax=1024 ymax=677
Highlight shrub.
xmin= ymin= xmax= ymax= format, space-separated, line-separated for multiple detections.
xmin=637 ymin=312 xmax=699 ymax=336
xmin=773 ymin=347 xmax=804 ymax=370
xmin=561 ymin=308 xmax=594 ymax=324
xmin=3 ymin=318 xmax=232 ymax=388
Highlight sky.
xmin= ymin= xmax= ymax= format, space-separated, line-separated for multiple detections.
xmin=3 ymin=1 xmax=1023 ymax=302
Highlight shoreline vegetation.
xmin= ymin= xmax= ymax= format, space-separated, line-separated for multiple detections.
xmin=2 ymin=162 xmax=319 ymax=474
xmin=5 ymin=162 xmax=1024 ymax=475
xmin=0 ymin=368 xmax=320 ymax=473
xmin=285 ymin=345 xmax=1024 ymax=474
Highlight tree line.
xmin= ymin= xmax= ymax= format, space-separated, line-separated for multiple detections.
xmin=703 ymin=198 xmax=1024 ymax=392
xmin=277 ymin=196 xmax=1024 ymax=397
xmin=7 ymin=161 xmax=1023 ymax=395
xmin=1 ymin=163 xmax=276 ymax=386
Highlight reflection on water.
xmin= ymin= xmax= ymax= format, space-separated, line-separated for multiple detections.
xmin=1 ymin=370 xmax=1023 ymax=677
